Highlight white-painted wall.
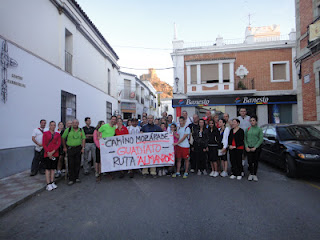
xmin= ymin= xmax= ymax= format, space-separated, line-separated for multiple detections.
xmin=0 ymin=0 xmax=119 ymax=96
xmin=0 ymin=38 xmax=117 ymax=149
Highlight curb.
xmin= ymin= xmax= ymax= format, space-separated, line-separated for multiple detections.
xmin=0 ymin=175 xmax=65 ymax=216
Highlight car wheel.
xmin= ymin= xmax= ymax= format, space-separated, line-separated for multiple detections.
xmin=285 ymin=154 xmax=297 ymax=178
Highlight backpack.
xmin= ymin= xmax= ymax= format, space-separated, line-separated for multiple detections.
xmin=65 ymin=127 xmax=82 ymax=142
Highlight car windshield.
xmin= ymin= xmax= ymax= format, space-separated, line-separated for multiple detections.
xmin=277 ymin=126 xmax=320 ymax=141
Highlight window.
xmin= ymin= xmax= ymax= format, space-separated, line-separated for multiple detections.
xmin=223 ymin=63 xmax=230 ymax=82
xmin=201 ymin=64 xmax=219 ymax=83
xmin=191 ymin=65 xmax=197 ymax=84
xmin=124 ymin=80 xmax=131 ymax=99
xmin=108 ymin=69 xmax=111 ymax=95
xmin=270 ymin=61 xmax=290 ymax=82
xmin=265 ymin=126 xmax=277 ymax=138
xmin=61 ymin=90 xmax=76 ymax=124
xmin=141 ymin=87 xmax=144 ymax=104
xmin=65 ymin=29 xmax=73 ymax=74
xmin=106 ymin=101 xmax=112 ymax=121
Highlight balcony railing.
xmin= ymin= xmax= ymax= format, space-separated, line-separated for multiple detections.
xmin=65 ymin=51 xmax=73 ymax=74
xmin=234 ymin=78 xmax=255 ymax=90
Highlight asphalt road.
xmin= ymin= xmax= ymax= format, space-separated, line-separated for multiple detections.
xmin=1 ymin=162 xmax=320 ymax=240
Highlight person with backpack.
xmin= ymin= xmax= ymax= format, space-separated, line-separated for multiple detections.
xmin=62 ymin=119 xmax=86 ymax=185
xmin=30 ymin=119 xmax=47 ymax=176
xmin=244 ymin=115 xmax=263 ymax=182
xmin=42 ymin=121 xmax=61 ymax=191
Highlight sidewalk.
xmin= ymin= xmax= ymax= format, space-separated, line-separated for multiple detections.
xmin=0 ymin=170 xmax=48 ymax=215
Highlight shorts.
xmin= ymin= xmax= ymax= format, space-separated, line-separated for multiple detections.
xmin=218 ymin=153 xmax=227 ymax=161
xmin=176 ymin=146 xmax=190 ymax=159
xmin=96 ymin=147 xmax=101 ymax=163
xmin=208 ymin=146 xmax=218 ymax=162
xmin=44 ymin=157 xmax=58 ymax=170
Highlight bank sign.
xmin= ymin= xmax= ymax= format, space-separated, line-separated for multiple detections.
xmin=172 ymin=95 xmax=297 ymax=107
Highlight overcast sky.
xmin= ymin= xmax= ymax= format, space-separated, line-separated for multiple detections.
xmin=76 ymin=0 xmax=296 ymax=86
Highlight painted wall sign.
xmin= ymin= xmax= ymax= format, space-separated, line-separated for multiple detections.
xmin=172 ymin=95 xmax=297 ymax=107
xmin=1 ymin=40 xmax=18 ymax=103
xmin=100 ymin=132 xmax=174 ymax=172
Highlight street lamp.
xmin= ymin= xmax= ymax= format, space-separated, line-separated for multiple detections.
xmin=175 ymin=77 xmax=179 ymax=93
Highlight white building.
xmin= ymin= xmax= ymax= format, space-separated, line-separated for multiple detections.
xmin=118 ymin=72 xmax=158 ymax=120
xmin=0 ymin=0 xmax=120 ymax=178
xmin=160 ymin=98 xmax=174 ymax=117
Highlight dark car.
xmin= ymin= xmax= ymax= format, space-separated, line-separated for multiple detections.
xmin=260 ymin=124 xmax=320 ymax=178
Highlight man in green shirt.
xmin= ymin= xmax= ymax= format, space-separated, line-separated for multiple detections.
xmin=98 ymin=115 xmax=117 ymax=178
xmin=62 ymin=119 xmax=86 ymax=185
xmin=99 ymin=115 xmax=117 ymax=138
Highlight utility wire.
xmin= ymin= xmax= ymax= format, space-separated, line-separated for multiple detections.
xmin=120 ymin=66 xmax=174 ymax=70
xmin=114 ymin=45 xmax=172 ymax=51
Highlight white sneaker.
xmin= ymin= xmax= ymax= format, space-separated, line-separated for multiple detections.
xmin=197 ymin=170 xmax=202 ymax=176
xmin=213 ymin=171 xmax=219 ymax=177
xmin=158 ymin=170 xmax=162 ymax=177
xmin=248 ymin=175 xmax=253 ymax=181
xmin=220 ymin=171 xmax=228 ymax=177
xmin=46 ymin=184 xmax=53 ymax=191
xmin=51 ymin=182 xmax=58 ymax=189
xmin=203 ymin=170 xmax=208 ymax=175
xmin=237 ymin=176 xmax=242 ymax=180
xmin=209 ymin=171 xmax=214 ymax=177
xmin=229 ymin=175 xmax=236 ymax=179
xmin=253 ymin=175 xmax=258 ymax=181
xmin=190 ymin=169 xmax=195 ymax=173
xmin=241 ymin=172 xmax=245 ymax=177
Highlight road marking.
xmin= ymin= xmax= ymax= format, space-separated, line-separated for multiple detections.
xmin=305 ymin=181 xmax=320 ymax=191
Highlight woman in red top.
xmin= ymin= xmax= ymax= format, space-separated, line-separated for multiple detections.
xmin=228 ymin=118 xmax=244 ymax=180
xmin=115 ymin=118 xmax=129 ymax=135
xmin=42 ymin=121 xmax=61 ymax=191
xmin=115 ymin=118 xmax=129 ymax=178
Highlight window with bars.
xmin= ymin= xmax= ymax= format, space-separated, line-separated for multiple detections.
xmin=61 ymin=90 xmax=76 ymax=124
xmin=106 ymin=101 xmax=112 ymax=121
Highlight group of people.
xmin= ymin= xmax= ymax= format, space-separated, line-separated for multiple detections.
xmin=30 ymin=107 xmax=263 ymax=191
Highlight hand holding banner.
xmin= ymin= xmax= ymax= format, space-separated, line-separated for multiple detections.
xmin=100 ymin=132 xmax=174 ymax=173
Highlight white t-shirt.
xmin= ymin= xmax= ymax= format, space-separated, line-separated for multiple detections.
xmin=32 ymin=127 xmax=47 ymax=152
xmin=177 ymin=124 xmax=191 ymax=148
xmin=128 ymin=125 xmax=141 ymax=135
xmin=177 ymin=117 xmax=193 ymax=128
xmin=238 ymin=115 xmax=251 ymax=130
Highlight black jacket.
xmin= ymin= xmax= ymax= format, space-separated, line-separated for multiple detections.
xmin=192 ymin=127 xmax=208 ymax=149
xmin=228 ymin=128 xmax=244 ymax=147
xmin=207 ymin=127 xmax=220 ymax=147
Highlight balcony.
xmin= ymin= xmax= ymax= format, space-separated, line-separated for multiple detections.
xmin=65 ymin=51 xmax=72 ymax=74
xmin=187 ymin=82 xmax=234 ymax=94
xmin=187 ymin=78 xmax=255 ymax=95
xmin=234 ymin=78 xmax=255 ymax=90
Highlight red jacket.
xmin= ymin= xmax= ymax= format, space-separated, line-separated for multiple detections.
xmin=115 ymin=125 xmax=129 ymax=135
xmin=42 ymin=131 xmax=61 ymax=158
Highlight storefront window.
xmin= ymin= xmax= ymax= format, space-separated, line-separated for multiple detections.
xmin=268 ymin=104 xmax=292 ymax=123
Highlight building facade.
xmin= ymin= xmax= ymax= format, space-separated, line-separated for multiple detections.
xmin=0 ymin=0 xmax=120 ymax=178
xmin=118 ymin=72 xmax=158 ymax=120
xmin=171 ymin=26 xmax=298 ymax=126
xmin=295 ymin=0 xmax=320 ymax=123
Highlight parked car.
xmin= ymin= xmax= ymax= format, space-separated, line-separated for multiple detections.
xmin=260 ymin=124 xmax=320 ymax=178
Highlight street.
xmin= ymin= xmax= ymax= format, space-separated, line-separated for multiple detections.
xmin=1 ymin=162 xmax=320 ymax=240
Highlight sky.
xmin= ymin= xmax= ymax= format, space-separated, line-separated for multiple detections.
xmin=76 ymin=0 xmax=296 ymax=86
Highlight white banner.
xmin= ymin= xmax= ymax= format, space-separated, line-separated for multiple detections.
xmin=100 ymin=132 xmax=174 ymax=172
